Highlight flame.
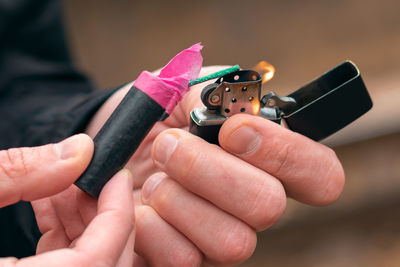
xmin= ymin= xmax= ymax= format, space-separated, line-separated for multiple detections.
xmin=251 ymin=100 xmax=260 ymax=114
xmin=253 ymin=61 xmax=275 ymax=84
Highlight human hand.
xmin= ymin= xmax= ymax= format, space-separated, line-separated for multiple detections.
xmin=137 ymin=116 xmax=344 ymax=266
xmin=0 ymin=135 xmax=135 ymax=267
xmin=86 ymin=66 xmax=345 ymax=266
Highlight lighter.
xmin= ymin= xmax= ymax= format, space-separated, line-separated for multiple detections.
xmin=189 ymin=61 xmax=373 ymax=143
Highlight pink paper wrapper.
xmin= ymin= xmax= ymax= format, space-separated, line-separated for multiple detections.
xmin=133 ymin=43 xmax=203 ymax=114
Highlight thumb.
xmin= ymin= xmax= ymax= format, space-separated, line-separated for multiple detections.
xmin=0 ymin=134 xmax=93 ymax=207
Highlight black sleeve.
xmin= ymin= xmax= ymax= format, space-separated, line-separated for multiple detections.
xmin=0 ymin=0 xmax=117 ymax=148
xmin=0 ymin=0 xmax=118 ymax=257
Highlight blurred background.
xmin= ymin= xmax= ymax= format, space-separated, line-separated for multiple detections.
xmin=62 ymin=0 xmax=400 ymax=266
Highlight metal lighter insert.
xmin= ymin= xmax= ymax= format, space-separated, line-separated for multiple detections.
xmin=189 ymin=61 xmax=373 ymax=144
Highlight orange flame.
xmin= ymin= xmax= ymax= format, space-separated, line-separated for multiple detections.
xmin=253 ymin=61 xmax=275 ymax=84
xmin=251 ymin=100 xmax=260 ymax=114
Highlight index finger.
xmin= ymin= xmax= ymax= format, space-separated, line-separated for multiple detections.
xmin=219 ymin=114 xmax=345 ymax=205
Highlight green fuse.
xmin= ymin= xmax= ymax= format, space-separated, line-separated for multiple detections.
xmin=188 ymin=65 xmax=240 ymax=87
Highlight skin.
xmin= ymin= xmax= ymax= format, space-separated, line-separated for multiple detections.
xmin=0 ymin=134 xmax=135 ymax=266
xmin=30 ymin=66 xmax=345 ymax=266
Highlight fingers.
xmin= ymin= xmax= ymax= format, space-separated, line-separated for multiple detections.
xmin=0 ymin=134 xmax=93 ymax=207
xmin=135 ymin=205 xmax=203 ymax=267
xmin=3 ymin=170 xmax=135 ymax=267
xmin=141 ymin=174 xmax=256 ymax=265
xmin=32 ymin=198 xmax=71 ymax=253
xmin=33 ymin=186 xmax=96 ymax=254
xmin=76 ymin=188 xmax=98 ymax=226
xmin=74 ymin=169 xmax=135 ymax=266
xmin=50 ymin=186 xmax=86 ymax=242
xmin=219 ymin=114 xmax=345 ymax=205
xmin=151 ymin=129 xmax=286 ymax=231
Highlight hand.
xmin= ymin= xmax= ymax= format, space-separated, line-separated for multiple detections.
xmin=138 ymin=116 xmax=344 ymax=266
xmin=85 ymin=66 xmax=345 ymax=266
xmin=0 ymin=135 xmax=135 ymax=267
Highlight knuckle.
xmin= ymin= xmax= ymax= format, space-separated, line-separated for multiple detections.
xmin=217 ymin=223 xmax=257 ymax=264
xmin=270 ymin=141 xmax=292 ymax=176
xmin=0 ymin=148 xmax=30 ymax=179
xmin=246 ymin=178 xmax=286 ymax=231
xmin=178 ymin=148 xmax=203 ymax=182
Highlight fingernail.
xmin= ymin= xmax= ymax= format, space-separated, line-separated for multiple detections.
xmin=56 ymin=134 xmax=84 ymax=160
xmin=141 ymin=174 xmax=165 ymax=203
xmin=226 ymin=126 xmax=261 ymax=155
xmin=153 ymin=133 xmax=178 ymax=166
